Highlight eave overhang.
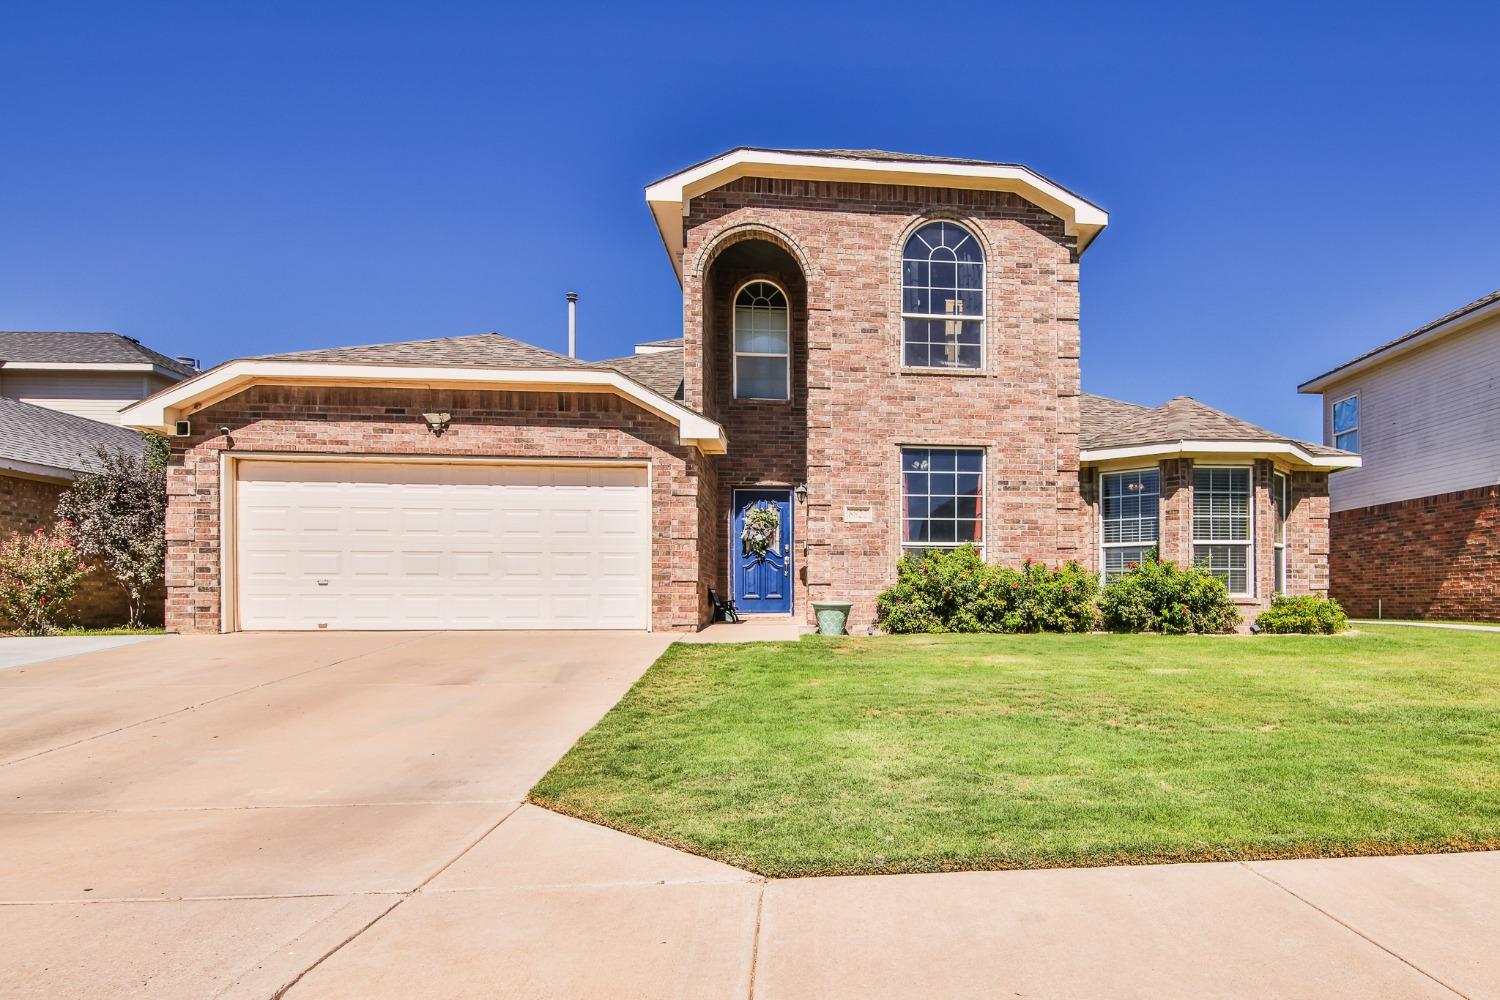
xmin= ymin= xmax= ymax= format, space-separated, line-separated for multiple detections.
xmin=1080 ymin=439 xmax=1361 ymax=472
xmin=645 ymin=148 xmax=1110 ymax=283
xmin=118 ymin=360 xmax=728 ymax=455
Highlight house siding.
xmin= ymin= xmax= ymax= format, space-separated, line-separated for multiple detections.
xmin=1320 ymin=312 xmax=1500 ymax=513
xmin=0 ymin=371 xmax=175 ymax=425
xmin=163 ymin=385 xmax=712 ymax=634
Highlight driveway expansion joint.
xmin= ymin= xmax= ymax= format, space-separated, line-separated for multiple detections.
xmin=1239 ymin=861 xmax=1473 ymax=999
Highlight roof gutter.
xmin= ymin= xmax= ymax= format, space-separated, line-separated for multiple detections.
xmin=1080 ymin=439 xmax=1360 ymax=471
xmin=118 ymin=360 xmax=728 ymax=455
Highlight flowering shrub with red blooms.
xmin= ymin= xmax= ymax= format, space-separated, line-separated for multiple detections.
xmin=1098 ymin=549 xmax=1239 ymax=634
xmin=0 ymin=526 xmax=92 ymax=635
xmin=875 ymin=545 xmax=1100 ymax=634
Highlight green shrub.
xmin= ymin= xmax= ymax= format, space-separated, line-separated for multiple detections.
xmin=1099 ymin=550 xmax=1240 ymax=634
xmin=875 ymin=546 xmax=1099 ymax=634
xmin=0 ymin=526 xmax=92 ymax=635
xmin=1255 ymin=594 xmax=1349 ymax=634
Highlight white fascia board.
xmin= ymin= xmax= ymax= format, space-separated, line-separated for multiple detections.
xmin=0 ymin=361 xmax=190 ymax=381
xmin=119 ymin=361 xmax=728 ymax=454
xmin=645 ymin=149 xmax=1109 ymax=282
xmin=1080 ymin=440 xmax=1361 ymax=470
xmin=1299 ymin=296 xmax=1500 ymax=394
xmin=0 ymin=457 xmax=80 ymax=482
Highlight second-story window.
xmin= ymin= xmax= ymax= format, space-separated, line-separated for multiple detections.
xmin=902 ymin=220 xmax=984 ymax=370
xmin=733 ymin=280 xmax=790 ymax=400
xmin=1332 ymin=393 xmax=1359 ymax=452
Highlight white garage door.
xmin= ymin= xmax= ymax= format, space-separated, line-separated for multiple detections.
xmin=234 ymin=461 xmax=649 ymax=630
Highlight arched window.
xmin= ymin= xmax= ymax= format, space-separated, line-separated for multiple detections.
xmin=901 ymin=221 xmax=984 ymax=369
xmin=733 ymin=280 xmax=790 ymax=400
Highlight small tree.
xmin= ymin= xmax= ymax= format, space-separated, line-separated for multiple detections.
xmin=0 ymin=526 xmax=91 ymax=635
xmin=55 ymin=435 xmax=169 ymax=628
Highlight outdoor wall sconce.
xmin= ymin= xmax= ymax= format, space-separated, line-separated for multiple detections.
xmin=794 ymin=483 xmax=808 ymax=503
xmin=422 ymin=412 xmax=452 ymax=437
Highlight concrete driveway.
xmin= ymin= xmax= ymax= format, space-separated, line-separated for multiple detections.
xmin=3 ymin=633 xmax=1499 ymax=999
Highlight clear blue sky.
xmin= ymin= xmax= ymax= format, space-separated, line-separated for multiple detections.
xmin=3 ymin=1 xmax=1497 ymax=439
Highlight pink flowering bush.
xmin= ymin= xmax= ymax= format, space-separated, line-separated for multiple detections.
xmin=875 ymin=545 xmax=1099 ymax=634
xmin=0 ymin=526 xmax=92 ymax=635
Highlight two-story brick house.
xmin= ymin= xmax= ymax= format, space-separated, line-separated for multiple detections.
xmin=122 ymin=148 xmax=1358 ymax=634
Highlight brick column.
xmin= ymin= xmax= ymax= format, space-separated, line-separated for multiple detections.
xmin=1158 ymin=458 xmax=1193 ymax=565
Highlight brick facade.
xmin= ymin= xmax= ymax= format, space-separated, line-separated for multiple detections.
xmin=1330 ymin=486 xmax=1500 ymax=621
xmin=163 ymin=385 xmax=711 ymax=634
xmin=682 ymin=178 xmax=1084 ymax=630
xmin=0 ymin=471 xmax=158 ymax=630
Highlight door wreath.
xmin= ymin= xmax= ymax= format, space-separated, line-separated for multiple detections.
xmin=741 ymin=501 xmax=781 ymax=558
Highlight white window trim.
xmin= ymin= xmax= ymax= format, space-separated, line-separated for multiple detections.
xmin=898 ymin=446 xmax=986 ymax=555
xmin=1273 ymin=471 xmax=1288 ymax=595
xmin=731 ymin=279 xmax=792 ymax=402
xmin=1099 ymin=467 xmax=1161 ymax=584
xmin=1192 ymin=464 xmax=1255 ymax=598
xmin=1331 ymin=391 xmax=1359 ymax=453
xmin=900 ymin=220 xmax=987 ymax=372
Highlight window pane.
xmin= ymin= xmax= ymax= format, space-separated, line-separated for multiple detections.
xmin=1193 ymin=467 xmax=1250 ymax=541
xmin=735 ymin=356 xmax=787 ymax=400
xmin=734 ymin=305 xmax=788 ymax=354
xmin=1333 ymin=396 xmax=1358 ymax=434
xmin=1102 ymin=470 xmax=1160 ymax=545
xmin=1335 ymin=430 xmax=1359 ymax=453
xmin=1273 ymin=473 xmax=1288 ymax=544
xmin=902 ymin=318 xmax=982 ymax=369
xmin=900 ymin=447 xmax=983 ymax=550
xmin=1194 ymin=544 xmax=1248 ymax=594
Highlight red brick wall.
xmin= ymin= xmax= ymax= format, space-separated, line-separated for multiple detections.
xmin=1330 ymin=486 xmax=1500 ymax=621
xmin=164 ymin=385 xmax=712 ymax=634
xmin=0 ymin=472 xmax=158 ymax=629
xmin=682 ymin=177 xmax=1084 ymax=629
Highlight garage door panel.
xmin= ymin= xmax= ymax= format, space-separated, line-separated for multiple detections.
xmin=235 ymin=461 xmax=648 ymax=630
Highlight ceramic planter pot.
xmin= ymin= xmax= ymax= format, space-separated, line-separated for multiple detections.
xmin=811 ymin=600 xmax=854 ymax=636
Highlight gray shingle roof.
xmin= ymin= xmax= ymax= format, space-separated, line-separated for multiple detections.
xmin=0 ymin=397 xmax=147 ymax=476
xmin=1300 ymin=288 xmax=1500 ymax=389
xmin=1080 ymin=392 xmax=1348 ymax=457
xmin=0 ymin=332 xmax=196 ymax=377
xmin=592 ymin=348 xmax=685 ymax=401
xmin=255 ymin=332 xmax=586 ymax=368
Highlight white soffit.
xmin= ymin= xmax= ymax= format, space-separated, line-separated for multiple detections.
xmin=118 ymin=360 xmax=728 ymax=454
xmin=645 ymin=148 xmax=1110 ymax=282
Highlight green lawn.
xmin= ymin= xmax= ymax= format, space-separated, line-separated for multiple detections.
xmin=530 ymin=626 xmax=1500 ymax=877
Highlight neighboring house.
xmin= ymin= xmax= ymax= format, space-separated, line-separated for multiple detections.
xmin=0 ymin=331 xmax=188 ymax=628
xmin=0 ymin=331 xmax=197 ymax=425
xmin=121 ymin=147 xmax=1358 ymax=635
xmin=0 ymin=396 xmax=156 ymax=627
xmin=1300 ymin=290 xmax=1500 ymax=620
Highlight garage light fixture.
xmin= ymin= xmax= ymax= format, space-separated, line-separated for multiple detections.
xmin=422 ymin=412 xmax=452 ymax=437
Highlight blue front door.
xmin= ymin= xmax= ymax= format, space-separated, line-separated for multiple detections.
xmin=732 ymin=489 xmax=793 ymax=614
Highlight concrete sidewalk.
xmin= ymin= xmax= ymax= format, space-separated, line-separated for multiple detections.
xmin=0 ymin=633 xmax=161 ymax=670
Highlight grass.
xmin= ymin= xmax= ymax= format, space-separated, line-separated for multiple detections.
xmin=3 ymin=626 xmax=167 ymax=637
xmin=530 ymin=625 xmax=1500 ymax=877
